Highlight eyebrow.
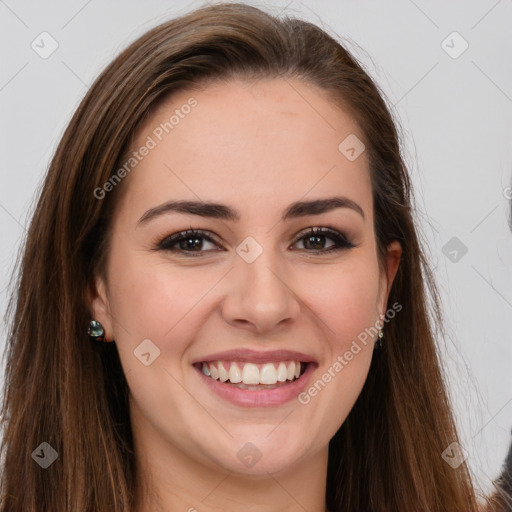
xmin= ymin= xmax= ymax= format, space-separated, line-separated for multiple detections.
xmin=137 ymin=196 xmax=365 ymax=225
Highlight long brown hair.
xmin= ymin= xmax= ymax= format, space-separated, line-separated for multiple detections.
xmin=0 ymin=3 xmax=484 ymax=510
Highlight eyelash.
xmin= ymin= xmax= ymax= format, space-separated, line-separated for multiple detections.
xmin=155 ymin=227 xmax=355 ymax=257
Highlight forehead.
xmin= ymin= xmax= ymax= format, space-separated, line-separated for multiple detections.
xmin=119 ymin=78 xmax=372 ymax=224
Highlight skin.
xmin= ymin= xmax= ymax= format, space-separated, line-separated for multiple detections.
xmin=91 ymin=78 xmax=402 ymax=512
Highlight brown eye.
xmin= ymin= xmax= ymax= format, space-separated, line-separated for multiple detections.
xmin=292 ymin=227 xmax=355 ymax=254
xmin=157 ymin=229 xmax=223 ymax=256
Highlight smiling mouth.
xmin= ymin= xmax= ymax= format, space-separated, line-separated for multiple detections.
xmin=193 ymin=360 xmax=308 ymax=390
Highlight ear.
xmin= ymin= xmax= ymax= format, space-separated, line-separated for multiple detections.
xmin=377 ymin=240 xmax=402 ymax=320
xmin=88 ymin=275 xmax=114 ymax=341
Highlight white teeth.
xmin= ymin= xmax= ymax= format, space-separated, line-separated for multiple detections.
xmin=218 ymin=361 xmax=229 ymax=382
xmin=276 ymin=362 xmax=288 ymax=382
xmin=242 ymin=363 xmax=260 ymax=385
xmin=286 ymin=362 xmax=295 ymax=380
xmin=229 ymin=363 xmax=242 ymax=383
xmin=209 ymin=364 xmax=219 ymax=380
xmin=200 ymin=360 xmax=304 ymax=385
xmin=260 ymin=363 xmax=278 ymax=384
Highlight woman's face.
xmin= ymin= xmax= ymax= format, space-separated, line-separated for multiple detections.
xmin=91 ymin=78 xmax=401 ymax=477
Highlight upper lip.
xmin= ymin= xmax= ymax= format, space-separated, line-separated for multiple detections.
xmin=192 ymin=349 xmax=318 ymax=365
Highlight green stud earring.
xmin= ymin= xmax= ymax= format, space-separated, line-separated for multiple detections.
xmin=88 ymin=320 xmax=112 ymax=343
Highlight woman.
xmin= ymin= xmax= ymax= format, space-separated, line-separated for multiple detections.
xmin=0 ymin=3 xmax=485 ymax=511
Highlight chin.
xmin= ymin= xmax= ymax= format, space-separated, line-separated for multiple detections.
xmin=200 ymin=430 xmax=312 ymax=477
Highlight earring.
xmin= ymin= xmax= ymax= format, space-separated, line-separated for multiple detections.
xmin=88 ymin=320 xmax=114 ymax=343
xmin=376 ymin=329 xmax=384 ymax=348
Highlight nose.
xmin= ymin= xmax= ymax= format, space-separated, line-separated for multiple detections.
xmin=221 ymin=244 xmax=301 ymax=334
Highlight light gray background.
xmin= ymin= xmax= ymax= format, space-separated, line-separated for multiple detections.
xmin=1 ymin=0 xmax=511 ymax=500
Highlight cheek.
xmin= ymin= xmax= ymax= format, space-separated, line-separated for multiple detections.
xmin=105 ymin=254 xmax=214 ymax=423
xmin=318 ymin=274 xmax=379 ymax=417
xmin=335 ymin=276 xmax=380 ymax=345
xmin=298 ymin=258 xmax=381 ymax=346
xmin=108 ymin=253 xmax=209 ymax=335
xmin=294 ymin=260 xmax=380 ymax=436
xmin=300 ymin=258 xmax=379 ymax=374
xmin=106 ymin=250 xmax=226 ymax=374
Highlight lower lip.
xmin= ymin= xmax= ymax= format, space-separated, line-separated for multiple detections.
xmin=194 ymin=363 xmax=316 ymax=407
